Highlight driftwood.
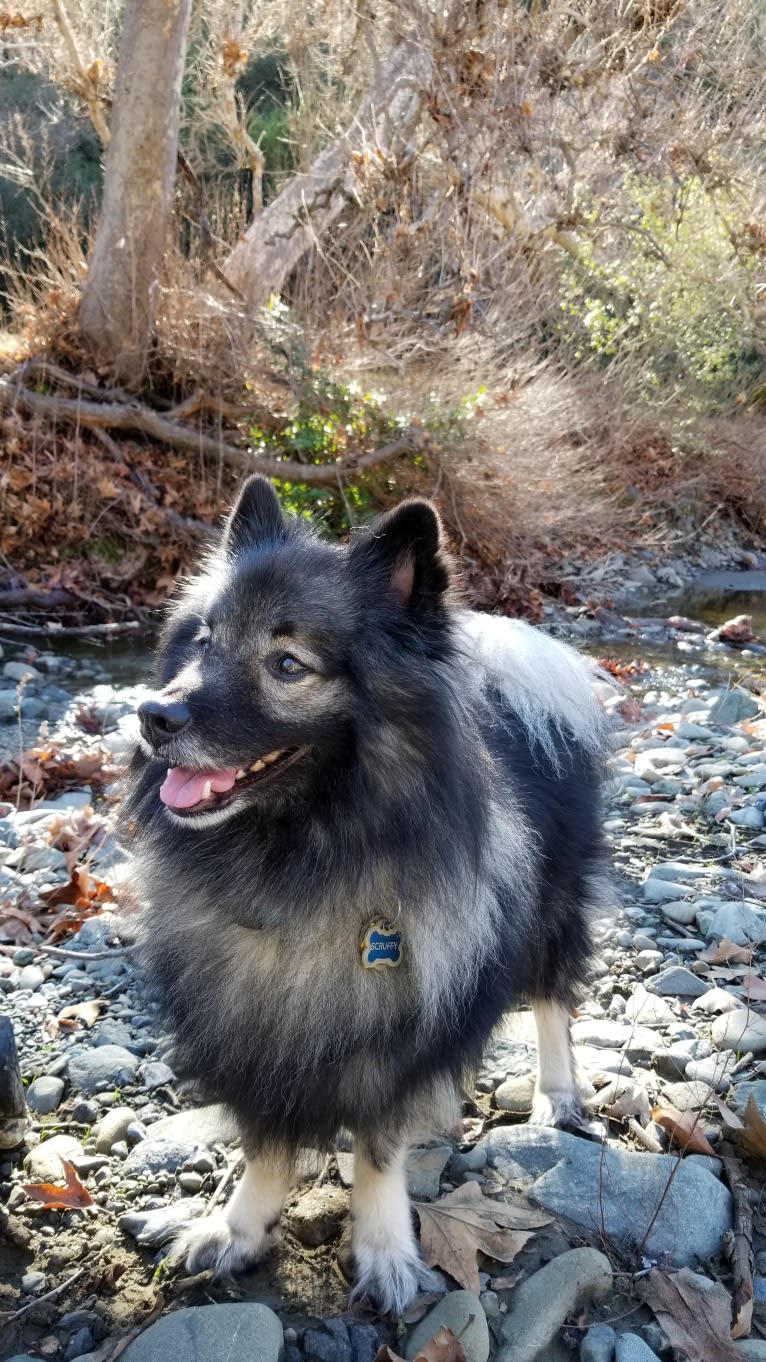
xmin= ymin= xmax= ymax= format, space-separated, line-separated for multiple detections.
xmin=0 ymin=1017 xmax=26 ymax=1150
xmin=0 ymin=376 xmax=422 ymax=485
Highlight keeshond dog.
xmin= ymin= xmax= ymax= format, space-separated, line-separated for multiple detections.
xmin=122 ymin=475 xmax=606 ymax=1314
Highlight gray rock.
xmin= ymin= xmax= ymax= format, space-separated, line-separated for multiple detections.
xmin=26 ymin=1075 xmax=65 ymax=1114
xmin=119 ymin=1199 xmax=206 ymax=1247
xmin=94 ymin=1106 xmax=137 ymax=1153
xmin=728 ymin=807 xmax=764 ymax=830
xmin=64 ymin=1327 xmax=94 ymax=1360
xmin=733 ymin=765 xmax=766 ymax=789
xmin=406 ymin=1145 xmax=452 ymax=1199
xmin=119 ymin=1304 xmax=282 ymax=1362
xmin=646 ymin=966 xmax=709 ymax=998
xmin=571 ymin=1020 xmax=630 ymax=1048
xmin=712 ymin=1009 xmax=766 ymax=1053
xmin=737 ymin=1342 xmax=766 ymax=1360
xmin=705 ymin=903 xmax=766 ymax=946
xmin=304 ymin=1323 xmax=352 ymax=1362
xmin=642 ymin=880 xmax=687 ymax=903
xmin=660 ymin=902 xmax=699 ymax=926
xmin=497 ymin=1248 xmax=612 ymax=1362
xmin=140 ymin=1061 xmax=175 ymax=1089
xmin=71 ymin=1098 xmax=99 ymax=1124
xmin=480 ymin=1127 xmax=731 ymax=1267
xmin=615 ymin=1335 xmax=661 ymax=1362
xmin=94 ymin=1021 xmax=135 ymax=1049
xmin=287 ymin=1186 xmax=348 ymax=1246
xmin=623 ymin=985 xmax=674 ymax=1026
xmin=17 ymin=965 xmax=45 ymax=992
xmin=21 ymin=1270 xmax=47 ymax=1294
xmin=495 ymin=1074 xmax=535 ymax=1114
xmin=691 ymin=986 xmax=740 ymax=1015
xmin=731 ymin=1080 xmax=766 ymax=1114
xmin=4 ymin=661 xmax=42 ymax=682
xmin=147 ymin=1104 xmax=238 ymax=1146
xmin=67 ymin=1044 xmax=139 ymax=1095
xmin=685 ymin=1053 xmax=737 ymax=1091
xmin=123 ymin=1134 xmax=203 ymax=1176
xmin=407 ymin=1292 xmax=489 ymax=1362
xmin=653 ymin=1041 xmax=695 ymax=1082
xmin=581 ymin=1325 xmax=616 ymax=1362
xmin=349 ymin=1323 xmax=383 ymax=1362
xmin=24 ymin=1134 xmax=83 ymax=1182
xmin=709 ymin=691 xmax=761 ymax=724
xmin=662 ymin=1081 xmax=716 ymax=1111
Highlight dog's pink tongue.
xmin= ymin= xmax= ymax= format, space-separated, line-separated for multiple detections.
xmin=159 ymin=766 xmax=237 ymax=809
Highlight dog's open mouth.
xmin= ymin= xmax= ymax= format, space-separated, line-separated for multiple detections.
xmin=159 ymin=747 xmax=305 ymax=817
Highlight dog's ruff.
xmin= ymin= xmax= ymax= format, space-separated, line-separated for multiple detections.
xmin=123 ymin=477 xmax=605 ymax=1313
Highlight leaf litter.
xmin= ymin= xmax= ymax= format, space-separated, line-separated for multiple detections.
xmin=637 ymin=1268 xmax=742 ymax=1362
xmin=413 ymin=1182 xmax=551 ymax=1292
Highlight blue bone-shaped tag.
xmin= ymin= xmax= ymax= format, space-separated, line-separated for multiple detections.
xmin=360 ymin=920 xmax=403 ymax=970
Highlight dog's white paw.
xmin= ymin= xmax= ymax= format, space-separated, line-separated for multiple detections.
xmin=351 ymin=1243 xmax=442 ymax=1316
xmin=173 ymin=1213 xmax=276 ymax=1276
xmin=530 ymin=1088 xmax=604 ymax=1137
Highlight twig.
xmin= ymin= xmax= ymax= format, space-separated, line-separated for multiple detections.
xmin=627 ymin=1116 xmax=662 ymax=1153
xmin=36 ymin=944 xmax=130 ymax=961
xmin=720 ymin=1141 xmax=754 ymax=1339
xmin=49 ymin=0 xmax=110 ymax=146
xmin=0 ymin=1266 xmax=87 ymax=1327
xmin=203 ymin=1151 xmax=243 ymax=1215
xmin=0 ymin=621 xmax=145 ymax=639
xmin=0 ymin=376 xmax=424 ymax=485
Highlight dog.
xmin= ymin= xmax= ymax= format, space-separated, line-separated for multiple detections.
xmin=122 ymin=475 xmax=606 ymax=1314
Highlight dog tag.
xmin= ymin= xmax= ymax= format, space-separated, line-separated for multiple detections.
xmin=360 ymin=918 xmax=402 ymax=970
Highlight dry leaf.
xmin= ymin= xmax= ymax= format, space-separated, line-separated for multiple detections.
xmin=413 ymin=1327 xmax=467 ymax=1362
xmin=652 ymin=1105 xmax=718 ymax=1157
xmin=57 ymin=999 xmax=106 ymax=1029
xmin=738 ymin=1094 xmax=766 ymax=1162
xmin=711 ymin=1095 xmax=744 ymax=1130
xmin=414 ymin=1181 xmax=551 ymax=1292
xmin=637 ymin=1268 xmax=741 ymax=1362
xmin=700 ymin=938 xmax=753 ymax=965
xmin=744 ymin=974 xmax=766 ymax=1001
xmin=23 ymin=1159 xmax=93 ymax=1210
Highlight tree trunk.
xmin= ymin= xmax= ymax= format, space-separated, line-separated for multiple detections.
xmin=78 ymin=0 xmax=192 ymax=384
xmin=223 ymin=38 xmax=431 ymax=311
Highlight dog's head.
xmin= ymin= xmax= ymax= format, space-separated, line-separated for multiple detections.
xmin=136 ymin=476 xmax=454 ymax=827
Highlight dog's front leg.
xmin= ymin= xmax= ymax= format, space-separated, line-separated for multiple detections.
xmin=530 ymin=997 xmax=594 ymax=1126
xmin=174 ymin=1142 xmax=294 ymax=1276
xmin=350 ymin=1138 xmax=440 ymax=1315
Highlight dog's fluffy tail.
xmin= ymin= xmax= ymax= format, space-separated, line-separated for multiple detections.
xmin=455 ymin=610 xmax=610 ymax=760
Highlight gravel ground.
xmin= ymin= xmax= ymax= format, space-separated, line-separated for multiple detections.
xmin=1 ymin=612 xmax=766 ymax=1362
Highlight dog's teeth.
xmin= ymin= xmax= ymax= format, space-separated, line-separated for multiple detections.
xmin=263 ymin=750 xmax=282 ymax=764
xmin=250 ymin=760 xmax=266 ymax=772
xmin=235 ymin=769 xmax=247 ymax=780
xmin=201 ymin=780 xmax=212 ymax=801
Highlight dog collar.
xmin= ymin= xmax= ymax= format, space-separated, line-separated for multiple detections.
xmin=360 ymin=916 xmax=403 ymax=969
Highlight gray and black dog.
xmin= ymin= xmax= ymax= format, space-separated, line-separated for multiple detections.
xmin=122 ymin=475 xmax=606 ymax=1314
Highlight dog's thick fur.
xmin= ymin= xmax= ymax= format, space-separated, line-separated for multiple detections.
xmin=122 ymin=477 xmax=606 ymax=1313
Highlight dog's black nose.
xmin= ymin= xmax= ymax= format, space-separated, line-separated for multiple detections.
xmin=138 ymin=698 xmax=190 ymax=747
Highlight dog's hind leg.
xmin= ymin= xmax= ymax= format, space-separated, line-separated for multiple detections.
xmin=350 ymin=1136 xmax=441 ymax=1316
xmin=530 ymin=998 xmax=588 ymax=1128
xmin=174 ymin=1142 xmax=294 ymax=1276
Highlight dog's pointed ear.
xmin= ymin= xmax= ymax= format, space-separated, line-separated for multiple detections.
xmin=350 ymin=500 xmax=450 ymax=608
xmin=222 ymin=476 xmax=286 ymax=554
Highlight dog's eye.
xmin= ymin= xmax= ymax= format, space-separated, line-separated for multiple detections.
xmin=273 ymin=654 xmax=308 ymax=679
xmin=194 ymin=626 xmax=211 ymax=651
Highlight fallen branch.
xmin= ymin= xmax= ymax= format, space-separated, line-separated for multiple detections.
xmin=0 ymin=1266 xmax=87 ymax=1328
xmin=0 ymin=621 xmax=145 ymax=639
xmin=720 ymin=1141 xmax=754 ymax=1339
xmin=0 ymin=377 xmax=423 ymax=485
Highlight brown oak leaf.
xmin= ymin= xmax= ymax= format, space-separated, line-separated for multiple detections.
xmin=414 ymin=1181 xmax=550 ymax=1291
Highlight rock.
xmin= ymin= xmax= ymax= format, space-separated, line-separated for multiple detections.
xmin=4 ymin=661 xmax=42 ymax=682
xmin=709 ymin=691 xmax=761 ymax=724
xmin=728 ymin=808 xmax=764 ymax=830
xmin=24 ymin=1134 xmax=83 ymax=1182
xmin=119 ymin=1304 xmax=282 ymax=1362
xmin=94 ymin=1107 xmax=137 ymax=1153
xmin=21 ymin=1270 xmax=47 ymax=1294
xmin=646 ymin=966 xmax=709 ymax=998
xmin=661 ymin=902 xmax=699 ymax=926
xmin=70 ymin=1099 xmax=99 ymax=1125
xmin=634 ymin=750 xmax=684 ymax=782
xmin=67 ymin=1045 xmax=139 ymax=1095
xmin=287 ymin=1186 xmax=348 ymax=1246
xmin=685 ymin=1053 xmax=737 ymax=1091
xmin=349 ymin=1323 xmax=383 ymax=1362
xmin=406 ymin=1292 xmax=489 ymax=1362
xmin=495 ymin=1074 xmax=535 ymax=1114
xmin=653 ymin=1041 xmax=696 ymax=1082
xmin=581 ymin=1325 xmax=616 ymax=1362
xmin=642 ymin=880 xmax=687 ymax=903
xmin=623 ymin=985 xmax=674 ymax=1026
xmin=497 ymin=1248 xmax=612 ymax=1362
xmin=704 ymin=903 xmax=766 ymax=946
xmin=147 ymin=1104 xmax=238 ymax=1146
xmin=662 ymin=1081 xmax=716 ymax=1112
xmin=140 ymin=1061 xmax=175 ymax=1089
xmin=119 ymin=1199 xmax=206 ymax=1247
xmin=93 ymin=1021 xmax=135 ymax=1049
xmin=615 ymin=1335 xmax=661 ymax=1362
xmin=733 ymin=765 xmax=766 ymax=789
xmin=406 ymin=1145 xmax=452 ymax=1199
xmin=737 ymin=1342 xmax=766 ymax=1360
xmin=123 ymin=1134 xmax=202 ymax=1176
xmin=571 ymin=1020 xmax=630 ymax=1048
xmin=17 ymin=965 xmax=45 ymax=992
xmin=691 ymin=987 xmax=741 ymax=1015
xmin=480 ymin=1127 xmax=731 ymax=1267
xmin=731 ymin=1080 xmax=766 ymax=1114
xmin=26 ymin=1076 xmax=65 ymax=1114
xmin=712 ymin=1010 xmax=766 ymax=1053
xmin=304 ymin=1322 xmax=352 ymax=1362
